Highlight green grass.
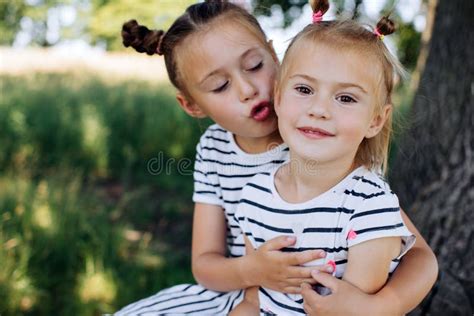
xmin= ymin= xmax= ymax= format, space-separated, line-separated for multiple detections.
xmin=0 ymin=72 xmax=210 ymax=315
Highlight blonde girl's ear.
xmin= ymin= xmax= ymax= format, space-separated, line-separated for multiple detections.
xmin=176 ymin=92 xmax=207 ymax=118
xmin=365 ymin=104 xmax=392 ymax=138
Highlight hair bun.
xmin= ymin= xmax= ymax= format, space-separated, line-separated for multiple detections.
xmin=122 ymin=19 xmax=164 ymax=55
xmin=309 ymin=0 xmax=330 ymax=15
xmin=376 ymin=16 xmax=396 ymax=36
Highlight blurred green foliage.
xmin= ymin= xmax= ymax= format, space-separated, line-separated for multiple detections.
xmin=0 ymin=73 xmax=210 ymax=315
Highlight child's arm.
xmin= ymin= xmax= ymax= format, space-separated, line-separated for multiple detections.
xmin=301 ymin=209 xmax=438 ymax=315
xmin=191 ymin=202 xmax=327 ymax=293
xmin=343 ymin=237 xmax=402 ymax=293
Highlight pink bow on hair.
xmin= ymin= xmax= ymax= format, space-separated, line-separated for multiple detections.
xmin=312 ymin=10 xmax=323 ymax=24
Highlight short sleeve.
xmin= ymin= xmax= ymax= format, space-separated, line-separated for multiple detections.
xmin=192 ymin=142 xmax=223 ymax=206
xmin=345 ymin=191 xmax=415 ymax=255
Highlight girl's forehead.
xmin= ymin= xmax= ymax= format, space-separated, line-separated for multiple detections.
xmin=178 ymin=22 xmax=269 ymax=81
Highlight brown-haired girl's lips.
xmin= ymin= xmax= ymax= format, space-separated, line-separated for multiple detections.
xmin=298 ymin=127 xmax=335 ymax=138
xmin=250 ymin=101 xmax=272 ymax=122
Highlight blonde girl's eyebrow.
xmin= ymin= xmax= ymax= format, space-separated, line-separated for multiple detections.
xmin=289 ymin=74 xmax=368 ymax=94
xmin=198 ymin=46 xmax=262 ymax=85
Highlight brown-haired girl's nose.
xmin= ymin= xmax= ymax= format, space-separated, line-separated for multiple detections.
xmin=238 ymin=76 xmax=259 ymax=102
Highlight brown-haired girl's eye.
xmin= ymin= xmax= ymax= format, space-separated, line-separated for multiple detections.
xmin=248 ymin=61 xmax=263 ymax=71
xmin=212 ymin=81 xmax=229 ymax=93
xmin=337 ymin=95 xmax=357 ymax=103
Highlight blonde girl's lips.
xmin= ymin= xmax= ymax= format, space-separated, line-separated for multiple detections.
xmin=251 ymin=101 xmax=272 ymax=122
xmin=298 ymin=127 xmax=335 ymax=139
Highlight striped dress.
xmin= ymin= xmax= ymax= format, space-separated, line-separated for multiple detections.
xmin=234 ymin=165 xmax=415 ymax=315
xmin=115 ymin=124 xmax=290 ymax=315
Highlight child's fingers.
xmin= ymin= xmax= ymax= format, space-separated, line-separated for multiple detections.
xmin=288 ymin=264 xmax=334 ymax=279
xmin=310 ymin=270 xmax=338 ymax=292
xmin=289 ymin=249 xmax=326 ymax=265
xmin=283 ymin=286 xmax=304 ymax=294
xmin=261 ymin=235 xmax=296 ymax=251
xmin=301 ymin=283 xmax=321 ymax=315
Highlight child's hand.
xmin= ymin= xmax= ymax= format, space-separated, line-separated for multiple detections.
xmin=301 ymin=271 xmax=385 ymax=316
xmin=245 ymin=236 xmax=331 ymax=294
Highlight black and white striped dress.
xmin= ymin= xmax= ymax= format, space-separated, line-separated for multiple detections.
xmin=115 ymin=124 xmax=289 ymax=315
xmin=234 ymin=165 xmax=416 ymax=315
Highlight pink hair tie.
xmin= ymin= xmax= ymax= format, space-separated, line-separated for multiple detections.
xmin=312 ymin=10 xmax=323 ymax=24
xmin=374 ymin=28 xmax=384 ymax=40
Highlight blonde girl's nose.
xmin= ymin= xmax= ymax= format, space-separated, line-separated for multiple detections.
xmin=308 ymin=97 xmax=331 ymax=119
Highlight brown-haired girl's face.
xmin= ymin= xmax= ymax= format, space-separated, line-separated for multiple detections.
xmin=178 ymin=22 xmax=279 ymax=139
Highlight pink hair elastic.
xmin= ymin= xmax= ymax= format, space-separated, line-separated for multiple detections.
xmin=312 ymin=10 xmax=324 ymax=24
xmin=374 ymin=28 xmax=385 ymax=40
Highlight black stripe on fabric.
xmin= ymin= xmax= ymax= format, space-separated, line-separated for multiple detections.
xmin=303 ymin=227 xmax=343 ymax=233
xmin=224 ymin=199 xmax=240 ymax=204
xmin=355 ymin=222 xmax=404 ymax=235
xmin=344 ymin=189 xmax=385 ymax=199
xmin=194 ymin=170 xmax=270 ymax=179
xmin=222 ymin=186 xmax=243 ymax=191
xmin=336 ymin=259 xmax=348 ymax=265
xmin=295 ymin=298 xmax=304 ymax=304
xmin=228 ymin=290 xmax=244 ymax=312
xmin=352 ymin=176 xmax=382 ymax=189
xmin=240 ymin=199 xmax=355 ymax=215
xmin=392 ymin=258 xmax=401 ymax=262
xmin=182 ymin=304 xmax=222 ymax=314
xmin=199 ymin=158 xmax=286 ymax=168
xmin=228 ymin=243 xmax=245 ymax=247
xmin=158 ymin=291 xmax=228 ymax=312
xmin=281 ymin=246 xmax=348 ymax=253
xmin=201 ymin=146 xmax=237 ymax=155
xmin=194 ymin=190 xmax=216 ymax=195
xmin=247 ymin=182 xmax=272 ymax=194
xmin=242 ymin=217 xmax=293 ymax=233
xmin=205 ymin=135 xmax=230 ymax=143
xmin=259 ymin=288 xmax=306 ymax=314
xmin=349 ymin=207 xmax=400 ymax=220
xmin=207 ymin=127 xmax=227 ymax=133
xmin=195 ymin=180 xmax=220 ymax=187
xmin=129 ymin=287 xmax=208 ymax=314
xmin=244 ymin=232 xmax=265 ymax=243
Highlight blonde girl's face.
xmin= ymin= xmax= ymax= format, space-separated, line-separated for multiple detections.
xmin=275 ymin=43 xmax=390 ymax=167
xmin=178 ymin=21 xmax=279 ymax=139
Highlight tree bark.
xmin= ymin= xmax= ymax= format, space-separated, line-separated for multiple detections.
xmin=390 ymin=1 xmax=474 ymax=315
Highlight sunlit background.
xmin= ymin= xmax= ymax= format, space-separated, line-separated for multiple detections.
xmin=0 ymin=1 xmax=429 ymax=315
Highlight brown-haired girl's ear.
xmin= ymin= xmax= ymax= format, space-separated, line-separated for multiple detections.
xmin=309 ymin=0 xmax=330 ymax=14
xmin=376 ymin=16 xmax=396 ymax=36
xmin=365 ymin=104 xmax=392 ymax=139
xmin=122 ymin=19 xmax=165 ymax=55
xmin=267 ymin=40 xmax=279 ymax=64
xmin=176 ymin=92 xmax=207 ymax=118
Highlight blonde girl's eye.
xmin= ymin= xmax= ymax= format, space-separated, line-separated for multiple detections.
xmin=336 ymin=95 xmax=357 ymax=104
xmin=295 ymin=85 xmax=313 ymax=95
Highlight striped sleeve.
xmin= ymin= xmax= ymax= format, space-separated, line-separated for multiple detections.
xmin=192 ymin=140 xmax=222 ymax=207
xmin=344 ymin=187 xmax=415 ymax=254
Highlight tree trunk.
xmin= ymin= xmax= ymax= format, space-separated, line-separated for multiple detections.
xmin=390 ymin=0 xmax=474 ymax=315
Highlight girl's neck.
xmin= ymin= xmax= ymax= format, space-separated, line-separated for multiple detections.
xmin=234 ymin=130 xmax=283 ymax=154
xmin=276 ymin=155 xmax=357 ymax=203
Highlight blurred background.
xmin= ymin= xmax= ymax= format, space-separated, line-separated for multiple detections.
xmin=0 ymin=0 xmax=471 ymax=315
